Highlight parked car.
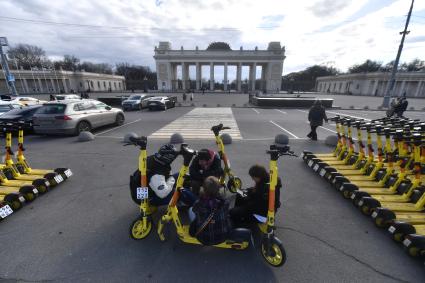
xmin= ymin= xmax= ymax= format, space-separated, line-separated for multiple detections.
xmin=147 ymin=96 xmax=176 ymax=111
xmin=0 ymin=105 xmax=43 ymax=133
xmin=121 ymin=94 xmax=153 ymax=111
xmin=0 ymin=101 xmax=22 ymax=116
xmin=9 ymin=96 xmax=47 ymax=106
xmin=54 ymin=94 xmax=81 ymax=101
xmin=33 ymin=100 xmax=125 ymax=135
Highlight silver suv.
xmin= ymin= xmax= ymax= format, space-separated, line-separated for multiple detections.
xmin=33 ymin=100 xmax=125 ymax=135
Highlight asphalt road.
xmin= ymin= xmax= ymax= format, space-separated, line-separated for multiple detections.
xmin=0 ymin=106 xmax=424 ymax=282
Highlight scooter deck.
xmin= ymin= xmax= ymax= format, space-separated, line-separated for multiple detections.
xmin=350 ymin=180 xmax=385 ymax=187
xmin=392 ymin=213 xmax=425 ymax=225
xmin=313 ymin=153 xmax=336 ymax=157
xmin=380 ymin=202 xmax=423 ymax=212
xmin=356 ymin=187 xmax=396 ymax=195
xmin=369 ymin=194 xmax=410 ymax=202
xmin=411 ymin=225 xmax=425 ymax=234
xmin=0 ymin=164 xmax=53 ymax=175
xmin=343 ymin=175 xmax=375 ymax=181
xmin=1 ymin=179 xmax=33 ymax=187
xmin=9 ymin=174 xmax=44 ymax=182
xmin=0 ymin=187 xmax=25 ymax=195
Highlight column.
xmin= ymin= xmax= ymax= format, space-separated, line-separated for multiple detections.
xmin=62 ymin=78 xmax=68 ymax=93
xmin=50 ymin=79 xmax=56 ymax=93
xmin=210 ymin=62 xmax=214 ymax=91
xmin=196 ymin=62 xmax=201 ymax=91
xmin=250 ymin=63 xmax=256 ymax=91
xmin=414 ymin=81 xmax=423 ymax=97
xmin=237 ymin=63 xmax=242 ymax=92
xmin=399 ymin=80 xmax=406 ymax=96
xmin=37 ymin=79 xmax=43 ymax=93
xmin=371 ymin=80 xmax=379 ymax=96
xmin=223 ymin=62 xmax=228 ymax=91
xmin=22 ymin=78 xmax=29 ymax=93
xmin=181 ymin=62 xmax=187 ymax=90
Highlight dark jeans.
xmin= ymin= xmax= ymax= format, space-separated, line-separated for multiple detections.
xmin=308 ymin=125 xmax=318 ymax=140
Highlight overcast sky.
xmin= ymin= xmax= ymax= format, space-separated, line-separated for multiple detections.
xmin=1 ymin=0 xmax=425 ymax=79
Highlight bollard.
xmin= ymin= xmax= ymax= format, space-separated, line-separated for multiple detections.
xmin=220 ymin=133 xmax=232 ymax=145
xmin=78 ymin=131 xmax=95 ymax=142
xmin=124 ymin=132 xmax=138 ymax=143
xmin=275 ymin=134 xmax=289 ymax=146
xmin=170 ymin=133 xmax=184 ymax=144
xmin=325 ymin=135 xmax=338 ymax=147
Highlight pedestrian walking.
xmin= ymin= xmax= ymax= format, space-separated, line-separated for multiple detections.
xmin=190 ymin=92 xmax=194 ymax=101
xmin=307 ymin=100 xmax=328 ymax=141
xmin=183 ymin=92 xmax=187 ymax=102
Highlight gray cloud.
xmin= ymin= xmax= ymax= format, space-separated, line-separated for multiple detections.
xmin=308 ymin=0 xmax=352 ymax=17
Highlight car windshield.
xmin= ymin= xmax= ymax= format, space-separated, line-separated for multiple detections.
xmin=4 ymin=106 xmax=40 ymax=115
xmin=37 ymin=104 xmax=66 ymax=114
xmin=0 ymin=105 xmax=11 ymax=113
xmin=128 ymin=95 xmax=141 ymax=100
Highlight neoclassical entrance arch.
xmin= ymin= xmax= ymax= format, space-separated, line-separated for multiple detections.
xmin=154 ymin=41 xmax=285 ymax=92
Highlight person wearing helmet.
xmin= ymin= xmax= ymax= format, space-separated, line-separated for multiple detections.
xmin=189 ymin=149 xmax=224 ymax=195
xmin=130 ymin=144 xmax=196 ymax=206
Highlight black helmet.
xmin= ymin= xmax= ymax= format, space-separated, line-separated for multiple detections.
xmin=154 ymin=144 xmax=178 ymax=165
xmin=198 ymin=149 xmax=212 ymax=161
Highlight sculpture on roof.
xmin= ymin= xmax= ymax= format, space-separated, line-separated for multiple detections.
xmin=206 ymin=42 xmax=232 ymax=51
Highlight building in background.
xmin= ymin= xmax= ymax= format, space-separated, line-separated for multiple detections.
xmin=0 ymin=68 xmax=126 ymax=95
xmin=316 ymin=72 xmax=425 ymax=97
xmin=154 ymin=41 xmax=285 ymax=93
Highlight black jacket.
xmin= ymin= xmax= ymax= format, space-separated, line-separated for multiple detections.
xmin=308 ymin=105 xmax=328 ymax=127
xmin=244 ymin=177 xmax=282 ymax=217
xmin=189 ymin=153 xmax=224 ymax=182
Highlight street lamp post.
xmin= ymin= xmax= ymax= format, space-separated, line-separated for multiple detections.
xmin=0 ymin=37 xmax=18 ymax=96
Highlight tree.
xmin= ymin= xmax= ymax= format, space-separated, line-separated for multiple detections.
xmin=348 ymin=60 xmax=382 ymax=73
xmin=400 ymin=58 xmax=425 ymax=72
xmin=281 ymin=65 xmax=340 ymax=92
xmin=7 ymin=44 xmax=48 ymax=70
xmin=116 ymin=62 xmax=157 ymax=90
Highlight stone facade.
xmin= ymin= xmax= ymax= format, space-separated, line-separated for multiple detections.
xmin=316 ymin=72 xmax=425 ymax=97
xmin=0 ymin=69 xmax=126 ymax=95
xmin=153 ymin=41 xmax=285 ymax=92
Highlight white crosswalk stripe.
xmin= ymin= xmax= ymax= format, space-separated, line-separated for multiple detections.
xmin=149 ymin=108 xmax=242 ymax=140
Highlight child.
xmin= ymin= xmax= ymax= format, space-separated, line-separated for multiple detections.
xmin=230 ymin=165 xmax=281 ymax=226
xmin=189 ymin=176 xmax=232 ymax=245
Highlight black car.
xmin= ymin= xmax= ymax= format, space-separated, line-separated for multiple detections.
xmin=147 ymin=96 xmax=176 ymax=111
xmin=0 ymin=105 xmax=43 ymax=133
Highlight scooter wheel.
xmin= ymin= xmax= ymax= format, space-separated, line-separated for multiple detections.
xmin=227 ymin=177 xmax=242 ymax=193
xmin=129 ymin=217 xmax=152 ymax=240
xmin=261 ymin=239 xmax=286 ymax=267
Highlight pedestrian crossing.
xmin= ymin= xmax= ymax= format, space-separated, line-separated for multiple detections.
xmin=149 ymin=108 xmax=242 ymax=140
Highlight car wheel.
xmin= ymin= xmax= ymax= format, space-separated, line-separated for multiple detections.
xmin=75 ymin=121 xmax=91 ymax=135
xmin=115 ymin=113 xmax=125 ymax=126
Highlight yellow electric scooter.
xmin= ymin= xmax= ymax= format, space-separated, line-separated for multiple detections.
xmin=211 ymin=124 xmax=242 ymax=193
xmin=156 ymin=143 xmax=290 ymax=267
xmin=14 ymin=122 xmax=72 ymax=181
xmin=128 ymin=136 xmax=157 ymax=239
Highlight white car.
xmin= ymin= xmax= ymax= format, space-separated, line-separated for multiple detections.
xmin=0 ymin=101 xmax=22 ymax=116
xmin=54 ymin=94 xmax=81 ymax=101
xmin=9 ymin=96 xmax=47 ymax=106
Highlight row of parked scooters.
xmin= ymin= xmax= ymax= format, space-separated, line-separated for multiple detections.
xmin=0 ymin=121 xmax=72 ymax=220
xmin=302 ymin=115 xmax=425 ymax=259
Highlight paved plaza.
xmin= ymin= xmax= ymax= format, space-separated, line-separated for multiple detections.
xmin=0 ymin=101 xmax=424 ymax=282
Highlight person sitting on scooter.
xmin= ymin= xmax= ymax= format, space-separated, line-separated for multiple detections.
xmin=189 ymin=176 xmax=232 ymax=245
xmin=230 ymin=165 xmax=281 ymax=227
xmin=189 ymin=149 xmax=224 ymax=195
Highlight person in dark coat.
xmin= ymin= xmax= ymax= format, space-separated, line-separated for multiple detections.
xmin=189 ymin=176 xmax=232 ymax=245
xmin=189 ymin=149 xmax=224 ymax=195
xmin=307 ymin=100 xmax=328 ymax=141
xmin=230 ymin=165 xmax=281 ymax=227
xmin=396 ymin=97 xmax=408 ymax=117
